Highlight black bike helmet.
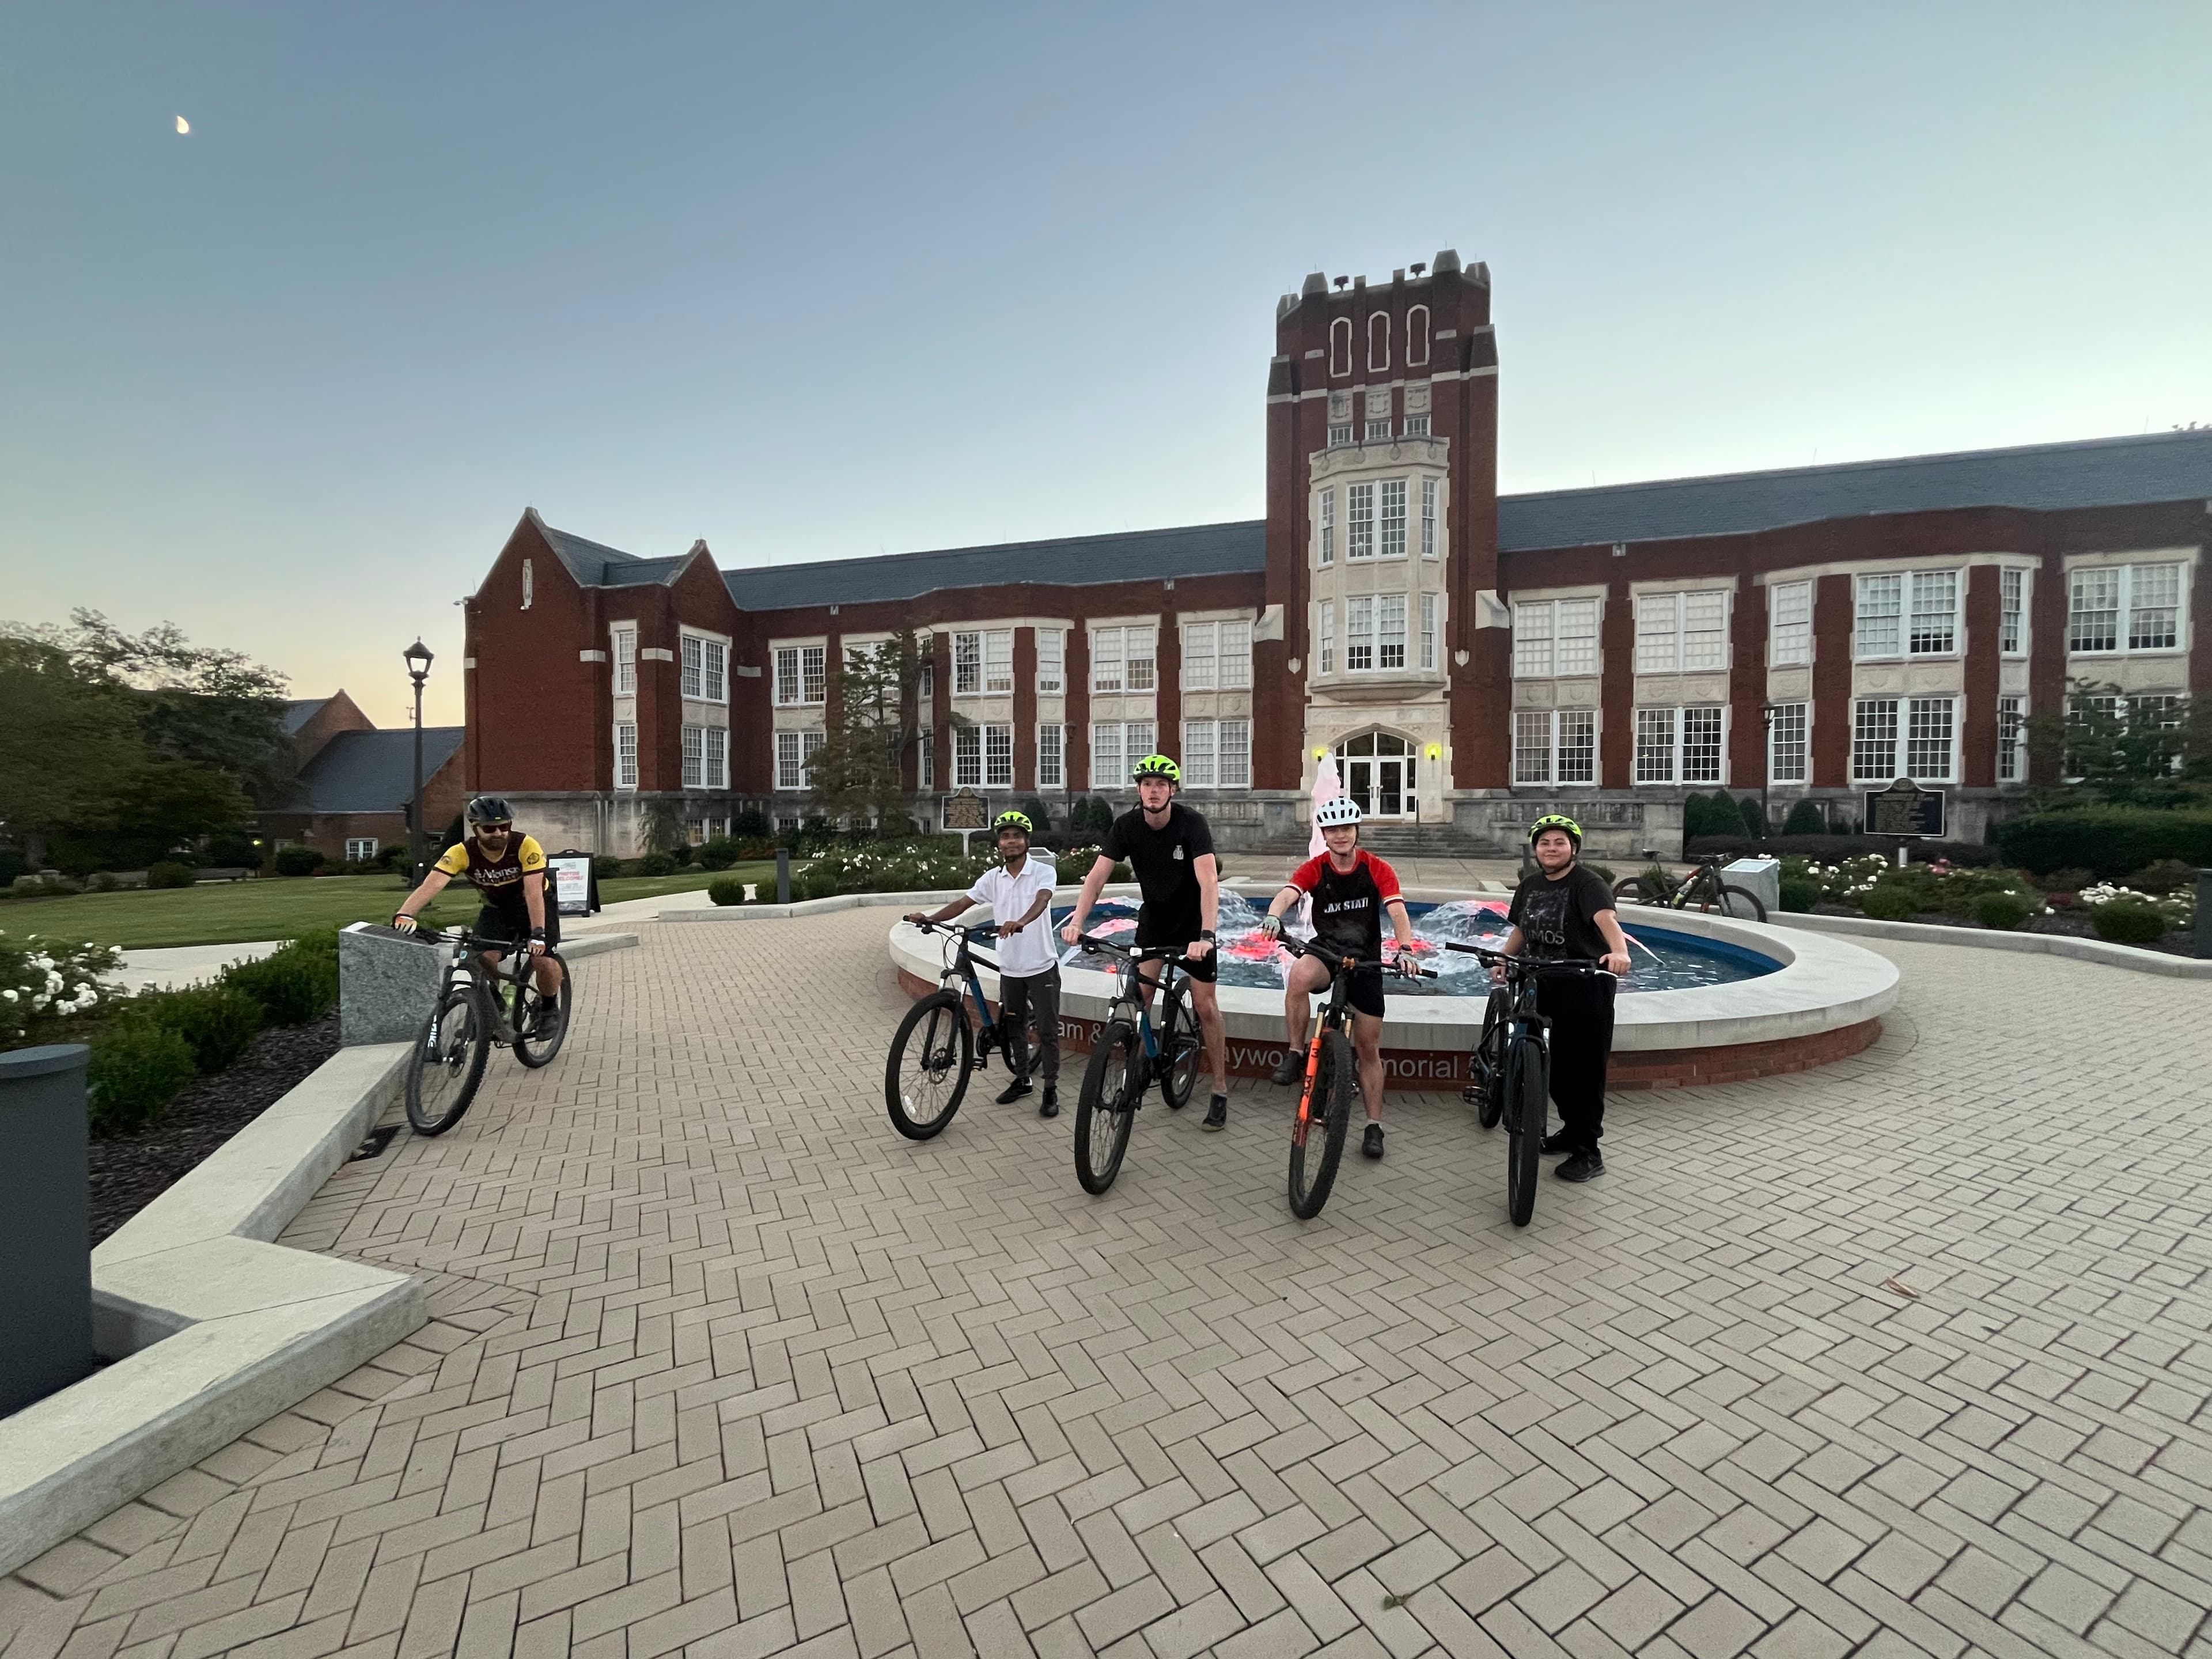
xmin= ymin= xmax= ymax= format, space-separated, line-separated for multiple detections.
xmin=466 ymin=796 xmax=516 ymax=827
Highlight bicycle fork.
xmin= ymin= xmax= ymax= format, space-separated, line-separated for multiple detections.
xmin=1292 ymin=1032 xmax=1324 ymax=1149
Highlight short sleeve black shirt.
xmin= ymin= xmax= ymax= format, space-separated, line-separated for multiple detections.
xmin=1507 ymin=865 xmax=1616 ymax=961
xmin=1102 ymin=803 xmax=1215 ymax=945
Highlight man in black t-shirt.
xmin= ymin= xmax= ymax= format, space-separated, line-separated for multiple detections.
xmin=1060 ymin=754 xmax=1232 ymax=1127
xmin=1495 ymin=815 xmax=1633 ymax=1182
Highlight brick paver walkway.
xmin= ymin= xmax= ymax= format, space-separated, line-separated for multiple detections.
xmin=7 ymin=911 xmax=2211 ymax=1659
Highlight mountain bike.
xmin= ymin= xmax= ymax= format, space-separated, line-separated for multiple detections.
xmin=1275 ymin=933 xmax=1434 ymax=1219
xmin=403 ymin=925 xmax=572 ymax=1137
xmin=1446 ymin=943 xmax=1611 ymax=1226
xmin=1612 ymin=852 xmax=1766 ymax=922
xmin=1068 ymin=934 xmax=1206 ymax=1194
xmin=885 ymin=920 xmax=1022 ymax=1141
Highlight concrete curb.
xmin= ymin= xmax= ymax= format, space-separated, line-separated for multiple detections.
xmin=1767 ymin=910 xmax=2212 ymax=979
xmin=657 ymin=885 xmax=1147 ymax=922
xmin=0 ymin=1043 xmax=422 ymax=1577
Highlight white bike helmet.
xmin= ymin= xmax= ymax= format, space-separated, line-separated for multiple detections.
xmin=1315 ymin=796 xmax=1363 ymax=828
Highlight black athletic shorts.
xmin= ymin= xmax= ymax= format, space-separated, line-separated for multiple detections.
xmin=1134 ymin=928 xmax=1217 ymax=984
xmin=1342 ymin=965 xmax=1387 ymax=1020
xmin=475 ymin=904 xmax=559 ymax=951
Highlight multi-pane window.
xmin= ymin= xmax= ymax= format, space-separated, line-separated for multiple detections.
xmin=681 ymin=635 xmax=726 ymax=703
xmin=614 ymin=723 xmax=638 ymax=790
xmin=346 ymin=838 xmax=378 ymax=863
xmin=613 ymin=628 xmax=636 ymax=695
xmin=1634 ymin=707 xmax=1725 ymax=784
xmin=1217 ymin=719 xmax=1251 ymax=787
xmin=683 ymin=726 xmax=728 ymax=789
xmin=1856 ymin=570 xmax=1959 ymax=658
xmin=1089 ymin=626 xmax=1156 ymax=692
xmin=681 ymin=725 xmax=704 ymax=789
xmin=1420 ymin=593 xmax=1438 ymax=671
xmin=1036 ymin=724 xmax=1063 ymax=789
xmin=1999 ymin=568 xmax=2027 ymax=656
xmin=1365 ymin=418 xmax=1392 ymax=442
xmin=916 ymin=729 xmax=933 ymax=792
xmin=774 ymin=645 xmax=825 ymax=706
xmin=1037 ymin=628 xmax=1063 ymax=694
xmin=952 ymin=631 xmax=980 ymax=695
xmin=1853 ymin=696 xmax=1956 ymax=782
xmin=1513 ymin=710 xmax=1597 ymax=786
xmin=1181 ymin=720 xmax=1216 ymax=789
xmin=982 ymin=631 xmax=1013 ymax=693
xmin=1380 ymin=480 xmax=1407 ymax=558
xmin=1346 ymin=597 xmax=1374 ymax=672
xmin=1318 ymin=490 xmax=1335 ymax=566
xmin=984 ymin=724 xmax=1013 ymax=787
xmin=1181 ymin=621 xmax=1252 ymax=691
xmin=1635 ymin=590 xmax=1728 ymax=673
xmin=953 ymin=726 xmax=982 ymax=787
xmin=1328 ymin=423 xmax=1353 ymax=448
xmin=1420 ymin=478 xmax=1437 ymax=558
xmin=1768 ymin=702 xmax=1808 ymax=784
xmin=1514 ymin=599 xmax=1600 ymax=677
xmin=1347 ymin=483 xmax=1374 ymax=559
xmin=775 ymin=729 xmax=806 ymax=790
xmin=1378 ymin=594 xmax=1407 ymax=669
xmin=1405 ymin=413 xmax=1431 ymax=438
xmin=1317 ymin=601 xmax=1334 ymax=675
xmin=1181 ymin=719 xmax=1251 ymax=789
xmin=1089 ymin=721 xmax=1154 ymax=789
xmin=709 ymin=728 xmax=728 ymax=789
xmin=1769 ymin=582 xmax=1812 ymax=666
xmin=1997 ymin=696 xmax=2025 ymax=783
xmin=2071 ymin=563 xmax=2184 ymax=653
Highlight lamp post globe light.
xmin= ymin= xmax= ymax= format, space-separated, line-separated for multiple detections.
xmin=404 ymin=639 xmax=434 ymax=884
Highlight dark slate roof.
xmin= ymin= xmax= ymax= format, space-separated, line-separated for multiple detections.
xmin=281 ymin=697 xmax=330 ymax=736
xmin=722 ymin=521 xmax=1270 ymax=610
xmin=1495 ymin=429 xmax=2212 ymax=551
xmin=295 ymin=727 xmax=465 ymax=815
xmin=537 ymin=523 xmax=657 ymax=587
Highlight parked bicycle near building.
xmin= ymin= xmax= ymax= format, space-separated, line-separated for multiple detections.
xmin=1613 ymin=852 xmax=1767 ymax=922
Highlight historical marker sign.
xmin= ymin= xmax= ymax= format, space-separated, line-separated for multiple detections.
xmin=1864 ymin=778 xmax=1946 ymax=839
xmin=942 ymin=787 xmax=990 ymax=832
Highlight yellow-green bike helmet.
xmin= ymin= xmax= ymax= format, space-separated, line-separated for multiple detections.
xmin=1132 ymin=754 xmax=1181 ymax=783
xmin=1528 ymin=813 xmax=1583 ymax=846
xmin=993 ymin=810 xmax=1033 ymax=834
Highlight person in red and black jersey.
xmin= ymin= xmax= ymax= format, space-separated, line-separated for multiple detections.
xmin=1256 ymin=796 xmax=1422 ymax=1161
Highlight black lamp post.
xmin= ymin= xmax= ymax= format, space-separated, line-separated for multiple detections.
xmin=404 ymin=639 xmax=435 ymax=883
xmin=1759 ymin=702 xmax=1781 ymax=843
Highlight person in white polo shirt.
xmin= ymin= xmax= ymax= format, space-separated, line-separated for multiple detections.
xmin=906 ymin=811 xmax=1063 ymax=1117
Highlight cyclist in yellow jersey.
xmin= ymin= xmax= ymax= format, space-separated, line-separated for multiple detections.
xmin=393 ymin=796 xmax=566 ymax=1033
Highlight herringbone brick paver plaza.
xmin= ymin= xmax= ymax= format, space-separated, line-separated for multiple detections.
xmin=7 ymin=911 xmax=2212 ymax=1659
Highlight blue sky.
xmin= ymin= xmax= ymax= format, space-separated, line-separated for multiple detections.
xmin=4 ymin=2 xmax=2207 ymax=724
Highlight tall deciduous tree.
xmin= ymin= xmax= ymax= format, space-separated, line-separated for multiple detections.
xmin=0 ymin=635 xmax=147 ymax=866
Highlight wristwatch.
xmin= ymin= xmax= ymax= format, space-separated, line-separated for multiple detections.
xmin=1199 ymin=929 xmax=1217 ymax=942
xmin=529 ymin=926 xmax=546 ymax=940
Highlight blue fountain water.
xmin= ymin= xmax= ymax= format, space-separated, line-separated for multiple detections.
xmin=968 ymin=892 xmax=1779 ymax=995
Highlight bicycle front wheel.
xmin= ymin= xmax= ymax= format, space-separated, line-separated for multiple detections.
xmin=887 ymin=992 xmax=972 ymax=1140
xmin=1505 ymin=1035 xmax=1548 ymax=1227
xmin=1700 ymin=882 xmax=1767 ymax=923
xmin=406 ymin=984 xmax=490 ymax=1137
xmin=1075 ymin=1020 xmax=1140 ymax=1195
xmin=1612 ymin=874 xmax=1665 ymax=905
xmin=513 ymin=955 xmax=572 ymax=1069
xmin=1474 ymin=995 xmax=1506 ymax=1130
xmin=1287 ymin=1030 xmax=1355 ymax=1219
xmin=1160 ymin=979 xmax=1203 ymax=1111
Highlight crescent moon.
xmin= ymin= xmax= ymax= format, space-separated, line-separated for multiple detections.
xmin=176 ymin=116 xmax=190 ymax=134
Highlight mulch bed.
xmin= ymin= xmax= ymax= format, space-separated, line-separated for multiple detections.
xmin=1808 ymin=902 xmax=2193 ymax=957
xmin=88 ymin=1013 xmax=342 ymax=1245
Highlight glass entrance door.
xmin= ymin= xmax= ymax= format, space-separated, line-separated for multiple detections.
xmin=1334 ymin=733 xmax=1416 ymax=820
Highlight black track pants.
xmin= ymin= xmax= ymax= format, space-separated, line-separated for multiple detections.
xmin=1536 ymin=974 xmax=1616 ymax=1150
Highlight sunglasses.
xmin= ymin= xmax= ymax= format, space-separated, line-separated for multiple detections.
xmin=476 ymin=824 xmax=513 ymax=836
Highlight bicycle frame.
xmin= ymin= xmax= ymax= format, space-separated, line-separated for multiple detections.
xmin=417 ymin=926 xmax=540 ymax=1044
xmin=914 ymin=922 xmax=1007 ymax=1062
xmin=1079 ymin=937 xmax=1188 ymax=1067
xmin=1277 ymin=937 xmax=1362 ymax=1148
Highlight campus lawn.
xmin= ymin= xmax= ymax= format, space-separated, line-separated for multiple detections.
xmin=0 ymin=864 xmax=778 ymax=950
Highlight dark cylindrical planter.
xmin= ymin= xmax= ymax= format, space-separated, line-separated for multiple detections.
xmin=0 ymin=1044 xmax=96 ymax=1415
xmin=776 ymin=849 xmax=792 ymax=905
xmin=2196 ymin=869 xmax=2211 ymax=960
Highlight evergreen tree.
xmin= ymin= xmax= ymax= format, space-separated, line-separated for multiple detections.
xmin=808 ymin=631 xmax=961 ymax=829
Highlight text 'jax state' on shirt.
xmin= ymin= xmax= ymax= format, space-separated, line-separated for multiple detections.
xmin=1285 ymin=849 xmax=1404 ymax=963
xmin=966 ymin=855 xmax=1058 ymax=978
xmin=1506 ymin=863 xmax=1617 ymax=961
xmin=1101 ymin=803 xmax=1215 ymax=945
xmin=433 ymin=835 xmax=547 ymax=914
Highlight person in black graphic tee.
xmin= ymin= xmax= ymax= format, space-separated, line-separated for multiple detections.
xmin=1060 ymin=755 xmax=1232 ymax=1128
xmin=1497 ymin=815 xmax=1633 ymax=1183
xmin=1257 ymin=796 xmax=1421 ymax=1162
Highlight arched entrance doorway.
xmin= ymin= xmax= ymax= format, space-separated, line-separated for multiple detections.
xmin=1335 ymin=731 xmax=1416 ymax=820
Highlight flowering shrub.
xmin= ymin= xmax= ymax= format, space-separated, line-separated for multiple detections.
xmin=1781 ymin=854 xmax=1891 ymax=902
xmin=2080 ymin=883 xmax=2193 ymax=932
xmin=0 ymin=929 xmax=117 ymax=1048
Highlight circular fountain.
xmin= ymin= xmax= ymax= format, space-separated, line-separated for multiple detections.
xmin=888 ymin=880 xmax=1899 ymax=1089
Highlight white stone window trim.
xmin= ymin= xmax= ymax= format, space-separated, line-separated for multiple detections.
xmin=1853 ymin=569 xmax=1963 ymax=662
xmin=614 ymin=722 xmax=638 ymax=791
xmin=771 ymin=639 xmax=829 ymax=707
xmin=679 ymin=629 xmax=730 ymax=705
xmin=2065 ymin=559 xmax=2188 ymax=657
xmin=611 ymin=625 xmax=638 ymax=696
xmin=1998 ymin=567 xmax=2030 ymax=658
xmin=1850 ymin=695 xmax=1957 ymax=784
xmin=1512 ymin=709 xmax=1599 ymax=787
xmin=1767 ymin=701 xmax=1810 ymax=785
xmin=1768 ymin=581 xmax=1814 ymax=668
xmin=1632 ymin=705 xmax=1729 ymax=786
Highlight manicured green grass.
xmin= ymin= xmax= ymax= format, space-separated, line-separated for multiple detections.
xmin=0 ymin=863 xmax=781 ymax=950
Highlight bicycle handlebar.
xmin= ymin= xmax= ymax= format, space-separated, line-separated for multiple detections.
xmin=1444 ymin=941 xmax=1613 ymax=978
xmin=909 ymin=917 xmax=1003 ymax=967
xmin=1274 ymin=932 xmax=1437 ymax=980
xmin=1074 ymin=933 xmax=1191 ymax=966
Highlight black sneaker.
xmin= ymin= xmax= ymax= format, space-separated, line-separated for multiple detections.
xmin=1362 ymin=1123 xmax=1385 ymax=1160
xmin=997 ymin=1078 xmax=1032 ymax=1105
xmin=1540 ymin=1130 xmax=1577 ymax=1156
xmin=1202 ymin=1096 xmax=1228 ymax=1132
xmin=1555 ymin=1150 xmax=1605 ymax=1182
xmin=533 ymin=1006 xmax=562 ymax=1044
xmin=1270 ymin=1052 xmax=1302 ymax=1086
xmin=1039 ymin=1087 xmax=1059 ymax=1119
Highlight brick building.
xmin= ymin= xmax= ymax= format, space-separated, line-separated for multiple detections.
xmin=463 ymin=252 xmax=2212 ymax=858
xmin=258 ymin=692 xmax=467 ymax=864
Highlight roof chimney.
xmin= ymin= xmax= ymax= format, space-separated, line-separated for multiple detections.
xmin=1433 ymin=249 xmax=1461 ymax=275
xmin=1301 ymin=271 xmax=1327 ymax=297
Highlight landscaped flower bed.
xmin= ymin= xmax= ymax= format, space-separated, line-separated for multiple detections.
xmin=1776 ymin=854 xmax=2198 ymax=956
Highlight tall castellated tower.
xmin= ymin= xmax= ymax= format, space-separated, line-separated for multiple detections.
xmin=1257 ymin=253 xmax=1506 ymax=816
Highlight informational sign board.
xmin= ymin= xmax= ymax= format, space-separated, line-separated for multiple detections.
xmin=1863 ymin=779 xmax=1946 ymax=839
xmin=942 ymin=788 xmax=990 ymax=832
xmin=548 ymin=853 xmax=596 ymax=916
